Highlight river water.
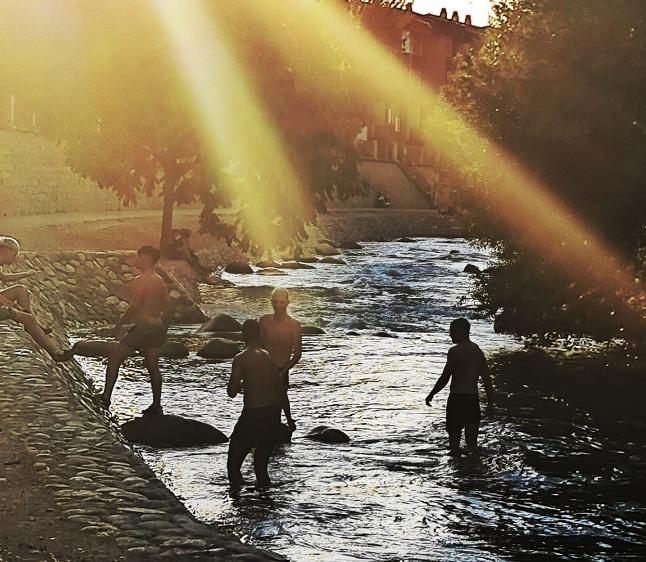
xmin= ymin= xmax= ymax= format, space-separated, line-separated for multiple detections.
xmin=73 ymin=238 xmax=646 ymax=561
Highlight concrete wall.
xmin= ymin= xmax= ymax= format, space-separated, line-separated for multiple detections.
xmin=0 ymin=129 xmax=163 ymax=216
xmin=329 ymin=160 xmax=432 ymax=209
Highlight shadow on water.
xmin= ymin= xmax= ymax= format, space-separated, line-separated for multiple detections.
xmin=72 ymin=239 xmax=646 ymax=561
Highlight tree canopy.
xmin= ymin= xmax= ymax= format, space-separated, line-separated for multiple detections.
xmin=442 ymin=0 xmax=646 ymax=339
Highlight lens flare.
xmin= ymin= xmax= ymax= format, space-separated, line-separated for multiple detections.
xmin=153 ymin=0 xmax=310 ymax=251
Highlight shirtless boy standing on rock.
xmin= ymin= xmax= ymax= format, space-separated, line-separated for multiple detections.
xmin=100 ymin=246 xmax=169 ymax=415
xmin=259 ymin=287 xmax=302 ymax=432
xmin=227 ymin=319 xmax=285 ymax=487
xmin=425 ymin=318 xmax=494 ymax=455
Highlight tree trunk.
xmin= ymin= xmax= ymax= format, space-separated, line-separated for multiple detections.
xmin=159 ymin=182 xmax=175 ymax=257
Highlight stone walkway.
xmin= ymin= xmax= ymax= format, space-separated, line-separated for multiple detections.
xmin=0 ymin=324 xmax=283 ymax=561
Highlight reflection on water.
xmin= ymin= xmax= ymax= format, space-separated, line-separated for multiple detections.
xmin=73 ymin=238 xmax=646 ymax=561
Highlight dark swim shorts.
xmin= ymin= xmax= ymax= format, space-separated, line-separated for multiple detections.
xmin=230 ymin=405 xmax=282 ymax=451
xmin=446 ymin=393 xmax=481 ymax=433
xmin=120 ymin=320 xmax=167 ymax=351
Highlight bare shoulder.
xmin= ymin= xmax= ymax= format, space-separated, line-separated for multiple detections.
xmin=259 ymin=314 xmax=272 ymax=324
xmin=289 ymin=316 xmax=302 ymax=329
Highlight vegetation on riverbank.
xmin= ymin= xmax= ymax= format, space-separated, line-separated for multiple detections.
xmin=441 ymin=0 xmax=646 ymax=340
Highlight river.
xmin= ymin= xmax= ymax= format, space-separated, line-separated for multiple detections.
xmin=73 ymin=238 xmax=646 ymax=561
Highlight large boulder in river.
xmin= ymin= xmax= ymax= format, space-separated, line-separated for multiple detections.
xmin=197 ymin=337 xmax=242 ymax=359
xmin=463 ymin=264 xmax=481 ymax=274
xmin=198 ymin=314 xmax=242 ymax=333
xmin=315 ymin=243 xmax=340 ymax=256
xmin=224 ymin=261 xmax=253 ymax=274
xmin=305 ymin=425 xmax=350 ymax=444
xmin=121 ymin=415 xmax=228 ymax=447
xmin=72 ymin=340 xmax=189 ymax=359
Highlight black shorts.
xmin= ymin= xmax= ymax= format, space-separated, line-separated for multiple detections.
xmin=446 ymin=393 xmax=481 ymax=433
xmin=120 ymin=320 xmax=167 ymax=351
xmin=230 ymin=405 xmax=281 ymax=451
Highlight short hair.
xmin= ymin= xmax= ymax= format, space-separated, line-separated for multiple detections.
xmin=450 ymin=318 xmax=470 ymax=334
xmin=242 ymin=319 xmax=261 ymax=344
xmin=0 ymin=236 xmax=20 ymax=255
xmin=137 ymin=245 xmax=160 ymax=263
xmin=271 ymin=287 xmax=289 ymax=300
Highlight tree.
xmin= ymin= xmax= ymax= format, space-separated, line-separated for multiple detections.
xmin=1 ymin=0 xmax=371 ymax=255
xmin=441 ymin=0 xmax=646 ymax=339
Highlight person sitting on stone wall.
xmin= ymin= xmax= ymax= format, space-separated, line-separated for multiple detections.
xmin=0 ymin=236 xmax=73 ymax=362
xmin=164 ymin=228 xmax=210 ymax=279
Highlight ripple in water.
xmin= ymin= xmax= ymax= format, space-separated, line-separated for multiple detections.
xmin=73 ymin=238 xmax=646 ymax=561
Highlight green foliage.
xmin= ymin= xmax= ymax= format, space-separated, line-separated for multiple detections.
xmin=0 ymin=1 xmax=370 ymax=254
xmin=443 ymin=0 xmax=646 ymax=338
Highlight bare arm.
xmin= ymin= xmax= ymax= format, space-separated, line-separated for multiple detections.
xmin=425 ymin=349 xmax=455 ymax=406
xmin=227 ymin=356 xmax=243 ymax=398
xmin=116 ymin=278 xmax=144 ymax=330
xmin=480 ymin=353 xmax=494 ymax=413
xmin=285 ymin=321 xmax=302 ymax=371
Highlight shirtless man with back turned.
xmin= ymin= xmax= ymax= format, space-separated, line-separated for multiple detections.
xmin=100 ymin=245 xmax=169 ymax=415
xmin=259 ymin=287 xmax=302 ymax=432
xmin=227 ymin=319 xmax=285 ymax=487
xmin=425 ymin=318 xmax=494 ymax=455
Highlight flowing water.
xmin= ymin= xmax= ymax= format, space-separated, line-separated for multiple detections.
xmin=73 ymin=238 xmax=646 ymax=561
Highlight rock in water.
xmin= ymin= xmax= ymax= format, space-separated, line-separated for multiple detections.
xmin=198 ymin=313 xmax=242 ymax=333
xmin=337 ymin=241 xmax=362 ymax=250
xmin=302 ymin=326 xmax=326 ymax=335
xmin=397 ymin=237 xmax=416 ymax=243
xmin=280 ymin=261 xmax=316 ymax=270
xmin=197 ymin=337 xmax=242 ymax=359
xmin=315 ymin=243 xmax=340 ymax=256
xmin=256 ymin=267 xmax=287 ymax=276
xmin=255 ymin=260 xmax=282 ymax=269
xmin=224 ymin=261 xmax=253 ymax=274
xmin=121 ymin=415 xmax=228 ymax=447
xmin=373 ymin=331 xmax=398 ymax=338
xmin=319 ymin=257 xmax=347 ymax=265
xmin=160 ymin=342 xmax=190 ymax=358
xmin=463 ymin=264 xmax=482 ymax=274
xmin=305 ymin=425 xmax=350 ymax=444
xmin=73 ymin=340 xmax=115 ymax=358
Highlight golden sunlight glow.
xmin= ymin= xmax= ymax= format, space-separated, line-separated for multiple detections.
xmin=237 ymin=0 xmax=639 ymax=317
xmin=154 ymin=0 xmax=309 ymax=251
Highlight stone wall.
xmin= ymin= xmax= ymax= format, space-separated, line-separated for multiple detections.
xmin=3 ymin=251 xmax=207 ymax=328
xmin=0 ymin=129 xmax=164 ymax=216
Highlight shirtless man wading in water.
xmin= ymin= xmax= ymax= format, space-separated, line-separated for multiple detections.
xmin=259 ymin=287 xmax=302 ymax=432
xmin=227 ymin=319 xmax=285 ymax=487
xmin=100 ymin=245 xmax=169 ymax=415
xmin=425 ymin=318 xmax=494 ymax=455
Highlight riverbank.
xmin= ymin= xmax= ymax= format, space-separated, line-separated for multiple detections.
xmin=2 ymin=208 xmax=464 ymax=255
xmin=0 ymin=311 xmax=281 ymax=559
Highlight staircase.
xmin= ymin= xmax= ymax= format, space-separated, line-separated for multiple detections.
xmin=396 ymin=161 xmax=436 ymax=208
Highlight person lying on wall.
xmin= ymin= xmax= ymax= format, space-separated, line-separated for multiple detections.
xmin=0 ymin=236 xmax=74 ymax=362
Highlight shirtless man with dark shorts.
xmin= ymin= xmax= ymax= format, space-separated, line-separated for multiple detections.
xmin=0 ymin=236 xmax=72 ymax=361
xmin=425 ymin=318 xmax=494 ymax=455
xmin=100 ymin=246 xmax=169 ymax=415
xmin=259 ymin=287 xmax=302 ymax=432
xmin=227 ymin=319 xmax=285 ymax=487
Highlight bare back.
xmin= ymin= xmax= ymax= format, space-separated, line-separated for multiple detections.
xmin=447 ymin=341 xmax=487 ymax=394
xmin=232 ymin=348 xmax=283 ymax=410
xmin=259 ymin=314 xmax=301 ymax=368
xmin=130 ymin=271 xmax=169 ymax=322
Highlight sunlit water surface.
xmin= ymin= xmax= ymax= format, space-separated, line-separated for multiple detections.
xmin=73 ymin=238 xmax=646 ymax=561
